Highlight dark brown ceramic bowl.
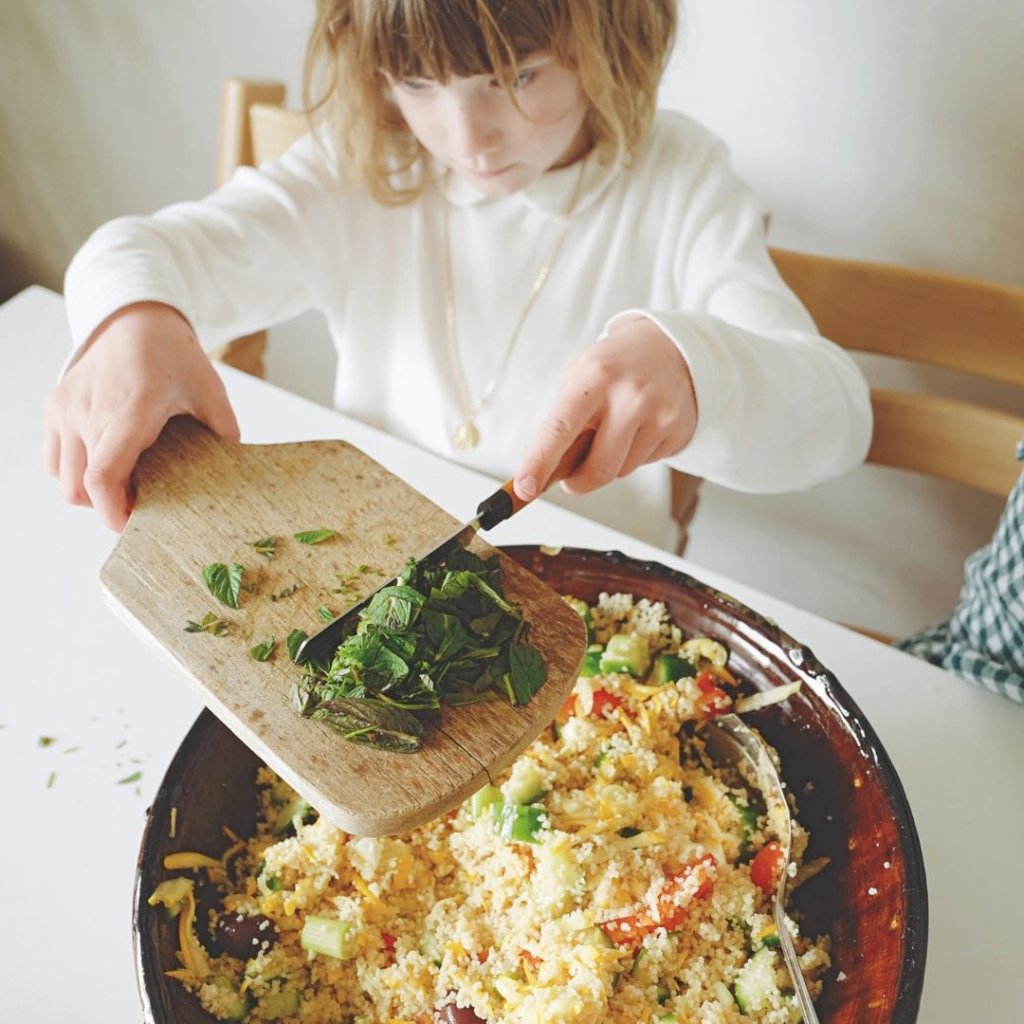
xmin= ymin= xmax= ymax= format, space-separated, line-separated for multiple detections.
xmin=135 ymin=546 xmax=927 ymax=1024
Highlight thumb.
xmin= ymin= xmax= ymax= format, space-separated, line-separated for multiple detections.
xmin=193 ymin=375 xmax=241 ymax=442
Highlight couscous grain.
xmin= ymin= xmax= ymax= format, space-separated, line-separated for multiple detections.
xmin=149 ymin=593 xmax=830 ymax=1023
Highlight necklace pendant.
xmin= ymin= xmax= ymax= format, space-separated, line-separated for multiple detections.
xmin=452 ymin=418 xmax=480 ymax=451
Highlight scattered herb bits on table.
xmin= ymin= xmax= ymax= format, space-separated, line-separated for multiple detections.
xmin=152 ymin=592 xmax=830 ymax=1024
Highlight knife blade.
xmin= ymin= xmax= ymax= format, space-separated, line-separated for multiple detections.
xmin=295 ymin=430 xmax=594 ymax=665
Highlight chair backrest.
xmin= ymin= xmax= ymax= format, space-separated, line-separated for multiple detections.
xmin=769 ymin=247 xmax=1024 ymax=498
xmin=211 ymin=79 xmax=306 ymax=376
xmin=216 ymin=79 xmax=307 ymax=186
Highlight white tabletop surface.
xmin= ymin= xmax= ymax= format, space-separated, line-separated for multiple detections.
xmin=2 ymin=285 xmax=1020 ymax=1024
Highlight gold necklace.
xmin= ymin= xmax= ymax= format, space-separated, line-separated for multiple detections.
xmin=441 ymin=161 xmax=587 ymax=451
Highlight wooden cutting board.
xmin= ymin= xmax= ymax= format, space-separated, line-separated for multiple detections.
xmin=100 ymin=416 xmax=586 ymax=836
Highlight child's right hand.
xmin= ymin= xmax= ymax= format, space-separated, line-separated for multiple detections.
xmin=43 ymin=302 xmax=240 ymax=532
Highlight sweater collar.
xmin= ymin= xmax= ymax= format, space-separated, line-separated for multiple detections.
xmin=439 ymin=148 xmax=620 ymax=216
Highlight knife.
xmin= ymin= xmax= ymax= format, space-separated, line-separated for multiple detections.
xmin=295 ymin=430 xmax=594 ymax=665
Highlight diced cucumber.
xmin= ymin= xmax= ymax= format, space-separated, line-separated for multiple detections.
xmin=734 ymin=947 xmax=779 ymax=1014
xmin=600 ymin=633 xmax=651 ymax=677
xmin=418 ymin=926 xmax=442 ymax=965
xmin=468 ymin=784 xmax=502 ymax=820
xmin=533 ymin=839 xmax=584 ymax=916
xmin=754 ymin=923 xmax=781 ymax=949
xmin=209 ymin=976 xmax=251 ymax=1022
xmin=495 ymin=802 xmax=548 ymax=843
xmin=651 ymin=653 xmax=696 ymax=684
xmin=564 ymin=597 xmax=595 ymax=641
xmin=260 ymin=985 xmax=301 ymax=1019
xmin=578 ymin=644 xmax=604 ymax=678
xmin=272 ymin=794 xmax=315 ymax=835
xmin=300 ymin=915 xmax=357 ymax=960
xmin=578 ymin=925 xmax=616 ymax=948
xmin=503 ymin=759 xmax=549 ymax=805
xmin=728 ymin=793 xmax=765 ymax=861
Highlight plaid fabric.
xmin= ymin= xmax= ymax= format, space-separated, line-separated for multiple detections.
xmin=895 ymin=439 xmax=1024 ymax=704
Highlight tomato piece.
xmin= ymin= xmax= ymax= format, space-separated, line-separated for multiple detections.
xmin=696 ymin=670 xmax=731 ymax=717
xmin=599 ymin=855 xmax=717 ymax=948
xmin=750 ymin=841 xmax=786 ymax=895
xmin=658 ymin=854 xmax=717 ymax=928
xmin=599 ymin=911 xmax=653 ymax=947
xmin=554 ymin=694 xmax=577 ymax=724
xmin=591 ymin=689 xmax=624 ymax=718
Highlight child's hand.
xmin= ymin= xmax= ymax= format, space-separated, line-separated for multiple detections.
xmin=514 ymin=316 xmax=697 ymax=499
xmin=43 ymin=302 xmax=240 ymax=532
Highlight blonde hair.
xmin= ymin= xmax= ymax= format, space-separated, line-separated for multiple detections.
xmin=303 ymin=0 xmax=677 ymax=204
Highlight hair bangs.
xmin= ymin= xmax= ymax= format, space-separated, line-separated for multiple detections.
xmin=357 ymin=0 xmax=569 ymax=83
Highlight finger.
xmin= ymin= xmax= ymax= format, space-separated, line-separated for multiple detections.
xmin=647 ymin=431 xmax=690 ymax=464
xmin=42 ymin=416 xmax=61 ymax=478
xmin=615 ymin=425 xmax=664 ymax=478
xmin=514 ymin=394 xmax=601 ymax=502
xmin=559 ymin=424 xmax=632 ymax=494
xmin=84 ymin=416 xmax=165 ymax=532
xmin=559 ymin=397 xmax=652 ymax=493
xmin=57 ymin=434 xmax=93 ymax=507
xmin=192 ymin=368 xmax=241 ymax=442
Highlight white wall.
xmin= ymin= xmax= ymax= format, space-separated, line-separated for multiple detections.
xmin=2 ymin=0 xmax=1020 ymax=634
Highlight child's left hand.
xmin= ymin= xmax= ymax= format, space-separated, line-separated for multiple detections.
xmin=514 ymin=315 xmax=697 ymax=499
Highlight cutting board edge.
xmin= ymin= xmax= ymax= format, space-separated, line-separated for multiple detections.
xmin=98 ymin=575 xmax=487 ymax=835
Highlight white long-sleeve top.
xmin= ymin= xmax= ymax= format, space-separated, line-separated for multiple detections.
xmin=64 ymin=110 xmax=870 ymax=548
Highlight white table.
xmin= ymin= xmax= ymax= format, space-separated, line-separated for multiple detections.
xmin=2 ymin=286 xmax=1019 ymax=1024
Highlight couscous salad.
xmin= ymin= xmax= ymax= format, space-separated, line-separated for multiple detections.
xmin=149 ymin=592 xmax=830 ymax=1023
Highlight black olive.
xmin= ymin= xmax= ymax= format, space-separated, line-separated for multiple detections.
xmin=190 ymin=872 xmax=223 ymax=951
xmin=437 ymin=1004 xmax=486 ymax=1024
xmin=214 ymin=912 xmax=279 ymax=960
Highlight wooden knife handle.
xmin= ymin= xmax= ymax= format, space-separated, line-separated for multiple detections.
xmin=476 ymin=429 xmax=595 ymax=530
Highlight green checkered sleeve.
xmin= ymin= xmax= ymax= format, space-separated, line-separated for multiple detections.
xmin=896 ymin=439 xmax=1024 ymax=704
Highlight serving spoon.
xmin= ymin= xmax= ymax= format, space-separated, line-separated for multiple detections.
xmin=702 ymin=713 xmax=821 ymax=1024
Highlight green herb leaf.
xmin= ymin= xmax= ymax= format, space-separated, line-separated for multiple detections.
xmin=291 ymin=549 xmax=548 ymax=749
xmin=317 ymin=605 xmax=334 ymax=622
xmin=201 ymin=562 xmax=245 ymax=608
xmin=311 ymin=698 xmax=425 ymax=753
xmin=250 ymin=536 xmax=278 ymax=559
xmin=38 ymin=735 xmax=56 ymax=747
xmin=117 ymin=770 xmax=142 ymax=785
xmin=363 ymin=585 xmax=426 ymax=632
xmin=250 ymin=636 xmax=277 ymax=662
xmin=286 ymin=629 xmax=309 ymax=662
xmin=184 ymin=612 xmax=230 ymax=636
xmin=508 ymin=641 xmax=548 ymax=704
xmin=294 ymin=529 xmax=335 ymax=545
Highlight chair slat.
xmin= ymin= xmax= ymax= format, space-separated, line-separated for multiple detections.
xmin=770 ymin=247 xmax=1024 ymax=386
xmin=867 ymin=390 xmax=1024 ymax=497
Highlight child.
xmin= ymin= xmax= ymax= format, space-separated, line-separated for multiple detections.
xmin=896 ymin=440 xmax=1024 ymax=704
xmin=44 ymin=0 xmax=871 ymax=546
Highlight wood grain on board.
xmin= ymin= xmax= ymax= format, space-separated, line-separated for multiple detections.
xmin=100 ymin=416 xmax=586 ymax=835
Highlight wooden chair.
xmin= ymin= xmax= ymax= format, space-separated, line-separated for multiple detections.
xmin=672 ymin=249 xmax=1024 ymax=637
xmin=209 ymin=78 xmax=307 ymax=377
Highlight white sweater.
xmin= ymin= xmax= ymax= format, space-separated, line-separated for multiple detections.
xmin=64 ymin=111 xmax=870 ymax=548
